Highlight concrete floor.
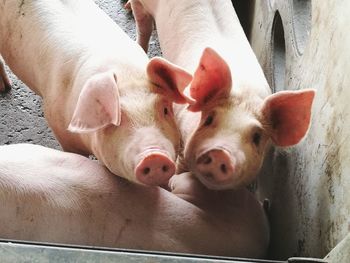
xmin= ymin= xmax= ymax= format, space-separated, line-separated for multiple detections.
xmin=0 ymin=0 xmax=161 ymax=149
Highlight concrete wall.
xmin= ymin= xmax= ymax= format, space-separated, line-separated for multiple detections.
xmin=249 ymin=0 xmax=350 ymax=259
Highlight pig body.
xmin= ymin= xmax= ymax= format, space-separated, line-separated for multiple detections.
xmin=0 ymin=144 xmax=269 ymax=258
xmin=127 ymin=0 xmax=315 ymax=189
xmin=0 ymin=0 xmax=193 ymax=186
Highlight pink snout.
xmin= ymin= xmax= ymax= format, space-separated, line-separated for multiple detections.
xmin=135 ymin=152 xmax=175 ymax=186
xmin=196 ymin=149 xmax=234 ymax=183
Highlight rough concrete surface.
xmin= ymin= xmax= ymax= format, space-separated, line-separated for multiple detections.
xmin=0 ymin=0 xmax=161 ymax=150
xmin=250 ymin=0 xmax=350 ymax=260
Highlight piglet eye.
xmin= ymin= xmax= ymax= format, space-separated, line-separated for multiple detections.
xmin=204 ymin=115 xmax=214 ymax=126
xmin=164 ymin=107 xmax=168 ymax=115
xmin=252 ymin=132 xmax=262 ymax=146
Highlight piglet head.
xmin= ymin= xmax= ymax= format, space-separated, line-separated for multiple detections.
xmin=123 ymin=57 xmax=192 ymax=186
xmin=68 ymin=59 xmax=192 ymax=187
xmin=188 ymin=89 xmax=315 ymax=190
xmin=182 ymin=47 xmax=316 ymax=190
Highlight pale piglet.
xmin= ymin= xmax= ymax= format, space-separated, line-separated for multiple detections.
xmin=0 ymin=0 xmax=193 ymax=186
xmin=126 ymin=0 xmax=316 ymax=189
xmin=0 ymin=144 xmax=269 ymax=258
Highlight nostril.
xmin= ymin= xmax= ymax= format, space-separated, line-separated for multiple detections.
xmin=220 ymin=164 xmax=227 ymax=174
xmin=143 ymin=167 xmax=150 ymax=175
xmin=162 ymin=165 xmax=169 ymax=172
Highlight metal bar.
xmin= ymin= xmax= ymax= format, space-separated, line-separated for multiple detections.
xmin=0 ymin=239 xmax=283 ymax=263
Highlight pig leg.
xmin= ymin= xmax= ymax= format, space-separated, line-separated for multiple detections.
xmin=169 ymin=172 xmax=270 ymax=257
xmin=169 ymin=172 xmax=210 ymax=206
xmin=0 ymin=56 xmax=11 ymax=93
xmin=169 ymin=171 xmax=260 ymax=211
xmin=126 ymin=0 xmax=154 ymax=52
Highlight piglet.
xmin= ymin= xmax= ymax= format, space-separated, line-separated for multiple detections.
xmin=0 ymin=143 xmax=269 ymax=258
xmin=0 ymin=0 xmax=193 ymax=186
xmin=126 ymin=0 xmax=315 ymax=189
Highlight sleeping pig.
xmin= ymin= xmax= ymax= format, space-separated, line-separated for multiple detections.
xmin=0 ymin=143 xmax=269 ymax=258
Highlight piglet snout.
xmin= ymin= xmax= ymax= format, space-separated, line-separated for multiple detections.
xmin=196 ymin=149 xmax=234 ymax=183
xmin=135 ymin=152 xmax=175 ymax=186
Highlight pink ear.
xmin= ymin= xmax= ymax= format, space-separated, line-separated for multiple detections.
xmin=187 ymin=47 xmax=232 ymax=112
xmin=262 ymin=89 xmax=316 ymax=147
xmin=68 ymin=71 xmax=121 ymax=133
xmin=147 ymin=57 xmax=192 ymax=104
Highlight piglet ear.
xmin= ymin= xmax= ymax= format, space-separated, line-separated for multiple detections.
xmin=186 ymin=47 xmax=232 ymax=112
xmin=68 ymin=71 xmax=121 ymax=133
xmin=262 ymin=89 xmax=316 ymax=147
xmin=147 ymin=57 xmax=192 ymax=104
